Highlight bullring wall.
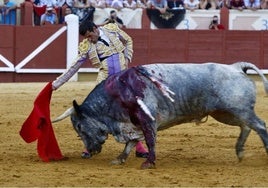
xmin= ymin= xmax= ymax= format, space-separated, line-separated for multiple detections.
xmin=1 ymin=25 xmax=268 ymax=82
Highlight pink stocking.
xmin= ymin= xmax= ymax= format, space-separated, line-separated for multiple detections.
xmin=135 ymin=141 xmax=148 ymax=153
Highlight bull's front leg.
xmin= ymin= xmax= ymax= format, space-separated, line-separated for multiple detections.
xmin=110 ymin=140 xmax=137 ymax=165
xmin=141 ymin=126 xmax=156 ymax=169
xmin=132 ymin=109 xmax=157 ymax=169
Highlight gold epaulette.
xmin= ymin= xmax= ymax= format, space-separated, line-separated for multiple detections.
xmin=78 ymin=39 xmax=91 ymax=54
xmin=103 ymin=23 xmax=120 ymax=32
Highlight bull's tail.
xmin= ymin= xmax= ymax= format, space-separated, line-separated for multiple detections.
xmin=234 ymin=62 xmax=268 ymax=94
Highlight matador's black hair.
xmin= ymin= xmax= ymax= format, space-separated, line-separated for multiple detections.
xmin=79 ymin=19 xmax=97 ymax=36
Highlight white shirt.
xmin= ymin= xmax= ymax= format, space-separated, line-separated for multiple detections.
xmin=244 ymin=0 xmax=260 ymax=7
xmin=123 ymin=0 xmax=137 ymax=8
xmin=184 ymin=0 xmax=199 ymax=8
xmin=39 ymin=0 xmax=58 ymax=6
xmin=99 ymin=28 xmax=110 ymax=44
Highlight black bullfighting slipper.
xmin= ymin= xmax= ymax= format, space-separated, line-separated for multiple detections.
xmin=135 ymin=151 xmax=149 ymax=158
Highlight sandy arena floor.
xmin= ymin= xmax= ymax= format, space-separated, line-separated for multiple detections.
xmin=1 ymin=81 xmax=268 ymax=187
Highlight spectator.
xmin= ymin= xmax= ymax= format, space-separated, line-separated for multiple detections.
xmin=123 ymin=0 xmax=138 ymax=9
xmin=61 ymin=6 xmax=72 ymax=24
xmin=105 ymin=0 xmax=124 ymax=8
xmin=72 ymin=0 xmax=95 ymax=23
xmin=31 ymin=0 xmax=46 ymax=25
xmin=199 ymin=0 xmax=217 ymax=9
xmin=56 ymin=1 xmax=71 ymax=24
xmin=167 ymin=0 xmax=184 ymax=9
xmin=40 ymin=6 xmax=59 ymax=25
xmin=148 ymin=0 xmax=168 ymax=13
xmin=0 ymin=0 xmax=17 ymax=25
xmin=229 ymin=0 xmax=246 ymax=10
xmin=137 ymin=0 xmax=147 ymax=8
xmin=90 ymin=0 xmax=107 ymax=8
xmin=137 ymin=0 xmax=148 ymax=7
xmin=105 ymin=0 xmax=113 ymax=7
xmin=58 ymin=0 xmax=66 ymax=6
xmin=261 ymin=0 xmax=268 ymax=8
xmin=74 ymin=0 xmax=91 ymax=8
xmin=39 ymin=0 xmax=59 ymax=7
xmin=244 ymin=0 xmax=260 ymax=9
xmin=31 ymin=0 xmax=63 ymax=25
xmin=209 ymin=15 xmax=224 ymax=30
xmin=110 ymin=0 xmax=124 ymax=9
xmin=66 ymin=0 xmax=75 ymax=7
xmin=215 ymin=0 xmax=225 ymax=8
xmin=27 ymin=0 xmax=42 ymax=25
xmin=102 ymin=10 xmax=124 ymax=28
xmin=35 ymin=0 xmax=59 ymax=25
xmin=184 ymin=0 xmax=199 ymax=11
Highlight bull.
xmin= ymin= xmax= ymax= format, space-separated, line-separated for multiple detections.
xmin=53 ymin=62 xmax=268 ymax=169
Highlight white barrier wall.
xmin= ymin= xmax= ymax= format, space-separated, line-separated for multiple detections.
xmin=177 ymin=10 xmax=220 ymax=30
xmin=229 ymin=10 xmax=268 ymax=30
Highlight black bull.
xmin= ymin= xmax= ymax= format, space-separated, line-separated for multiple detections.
xmin=54 ymin=62 xmax=268 ymax=169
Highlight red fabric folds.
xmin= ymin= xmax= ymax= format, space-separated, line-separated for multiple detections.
xmin=20 ymin=82 xmax=63 ymax=162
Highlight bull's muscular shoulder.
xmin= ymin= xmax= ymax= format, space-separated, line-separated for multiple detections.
xmin=78 ymin=39 xmax=91 ymax=54
xmin=103 ymin=23 xmax=120 ymax=32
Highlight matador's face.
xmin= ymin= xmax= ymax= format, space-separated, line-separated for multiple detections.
xmin=84 ymin=27 xmax=100 ymax=44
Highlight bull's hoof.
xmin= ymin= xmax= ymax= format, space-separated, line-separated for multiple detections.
xmin=110 ymin=158 xmax=125 ymax=165
xmin=141 ymin=161 xmax=155 ymax=169
xmin=237 ymin=151 xmax=244 ymax=162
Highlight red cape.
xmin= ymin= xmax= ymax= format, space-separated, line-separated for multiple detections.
xmin=20 ymin=82 xmax=63 ymax=162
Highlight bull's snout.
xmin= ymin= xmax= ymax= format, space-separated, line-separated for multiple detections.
xmin=82 ymin=148 xmax=101 ymax=159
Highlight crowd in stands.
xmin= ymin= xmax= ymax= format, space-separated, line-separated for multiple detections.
xmin=25 ymin=0 xmax=266 ymax=11
xmin=0 ymin=0 xmax=17 ymax=25
xmin=1 ymin=0 xmax=268 ymax=26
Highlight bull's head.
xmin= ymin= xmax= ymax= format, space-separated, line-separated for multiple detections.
xmin=71 ymin=100 xmax=109 ymax=158
xmin=52 ymin=100 xmax=109 ymax=158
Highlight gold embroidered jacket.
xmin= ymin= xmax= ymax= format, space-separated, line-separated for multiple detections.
xmin=53 ymin=23 xmax=133 ymax=89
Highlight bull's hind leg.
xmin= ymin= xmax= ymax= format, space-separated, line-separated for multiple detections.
xmin=236 ymin=125 xmax=251 ymax=161
xmin=211 ymin=111 xmax=251 ymax=160
xmin=211 ymin=110 xmax=268 ymax=161
xmin=235 ymin=114 xmax=268 ymax=160
xmin=246 ymin=116 xmax=268 ymax=155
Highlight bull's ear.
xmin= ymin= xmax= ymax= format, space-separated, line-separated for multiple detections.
xmin=73 ymin=100 xmax=81 ymax=115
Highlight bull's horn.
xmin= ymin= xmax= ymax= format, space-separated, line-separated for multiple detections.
xmin=52 ymin=107 xmax=74 ymax=123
